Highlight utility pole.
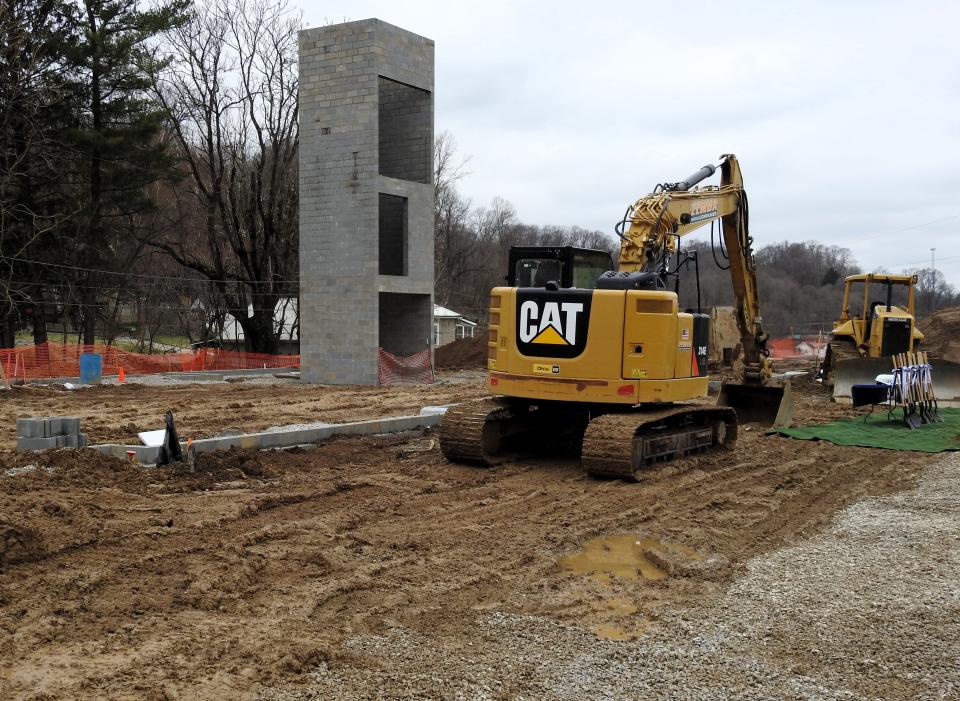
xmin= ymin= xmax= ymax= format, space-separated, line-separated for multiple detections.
xmin=931 ymin=247 xmax=936 ymax=271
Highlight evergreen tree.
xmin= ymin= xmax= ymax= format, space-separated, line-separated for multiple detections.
xmin=62 ymin=0 xmax=188 ymax=343
xmin=0 ymin=0 xmax=77 ymax=347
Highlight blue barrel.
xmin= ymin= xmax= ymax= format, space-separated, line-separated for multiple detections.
xmin=79 ymin=353 xmax=102 ymax=384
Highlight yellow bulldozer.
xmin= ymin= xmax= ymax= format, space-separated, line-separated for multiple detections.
xmin=439 ymin=154 xmax=793 ymax=480
xmin=821 ymin=273 xmax=960 ymax=403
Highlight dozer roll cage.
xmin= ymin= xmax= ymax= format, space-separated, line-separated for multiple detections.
xmin=839 ymin=274 xmax=917 ymax=323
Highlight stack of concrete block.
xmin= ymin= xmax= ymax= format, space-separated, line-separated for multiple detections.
xmin=16 ymin=417 xmax=88 ymax=451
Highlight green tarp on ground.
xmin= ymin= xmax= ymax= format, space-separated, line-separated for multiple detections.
xmin=772 ymin=408 xmax=960 ymax=452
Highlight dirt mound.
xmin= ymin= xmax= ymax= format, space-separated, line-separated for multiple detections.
xmin=918 ymin=307 xmax=960 ymax=362
xmin=435 ymin=335 xmax=487 ymax=370
xmin=0 ymin=520 xmax=45 ymax=566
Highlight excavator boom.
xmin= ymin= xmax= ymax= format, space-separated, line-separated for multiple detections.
xmin=616 ymin=154 xmax=791 ymax=428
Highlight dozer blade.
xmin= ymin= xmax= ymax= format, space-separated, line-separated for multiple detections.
xmin=832 ymin=357 xmax=960 ymax=406
xmin=831 ymin=357 xmax=896 ymax=402
xmin=929 ymin=359 xmax=960 ymax=406
xmin=717 ymin=380 xmax=793 ymax=428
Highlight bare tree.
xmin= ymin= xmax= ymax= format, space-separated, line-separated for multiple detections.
xmin=909 ymin=267 xmax=959 ymax=316
xmin=433 ymin=132 xmax=480 ymax=309
xmin=151 ymin=0 xmax=299 ymax=353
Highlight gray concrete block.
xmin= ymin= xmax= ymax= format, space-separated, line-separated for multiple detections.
xmin=61 ymin=417 xmax=81 ymax=437
xmin=16 ymin=418 xmax=45 ymax=438
xmin=48 ymin=417 xmax=63 ymax=436
xmin=17 ymin=436 xmax=59 ymax=451
xmin=78 ymin=433 xmax=88 ymax=448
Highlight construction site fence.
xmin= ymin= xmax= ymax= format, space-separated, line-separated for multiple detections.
xmin=769 ymin=351 xmax=826 ymax=361
xmin=0 ymin=342 xmax=299 ymax=381
xmin=378 ymin=348 xmax=434 ymax=385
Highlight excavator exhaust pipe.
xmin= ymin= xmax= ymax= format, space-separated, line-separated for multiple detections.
xmin=832 ymin=357 xmax=960 ymax=406
xmin=717 ymin=380 xmax=794 ymax=429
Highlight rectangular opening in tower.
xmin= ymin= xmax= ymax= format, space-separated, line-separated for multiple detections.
xmin=378 ymin=77 xmax=432 ymax=184
xmin=379 ymin=193 xmax=408 ymax=276
xmin=379 ymin=292 xmax=432 ymax=357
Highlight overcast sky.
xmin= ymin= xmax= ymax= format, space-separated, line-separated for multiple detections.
xmin=298 ymin=1 xmax=960 ymax=283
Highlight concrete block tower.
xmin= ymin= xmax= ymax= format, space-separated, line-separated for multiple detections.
xmin=298 ymin=19 xmax=434 ymax=384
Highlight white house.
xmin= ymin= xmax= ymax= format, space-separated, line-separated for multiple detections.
xmin=433 ymin=305 xmax=478 ymax=347
xmin=218 ymin=298 xmax=299 ymax=352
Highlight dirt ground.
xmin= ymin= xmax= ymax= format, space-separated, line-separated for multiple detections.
xmin=0 ymin=369 xmax=941 ymax=699
xmin=0 ymin=373 xmax=488 ymax=450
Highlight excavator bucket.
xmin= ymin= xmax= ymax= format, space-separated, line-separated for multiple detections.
xmin=832 ymin=357 xmax=960 ymax=406
xmin=717 ymin=380 xmax=794 ymax=429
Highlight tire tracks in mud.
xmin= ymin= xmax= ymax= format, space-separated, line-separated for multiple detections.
xmin=0 ymin=407 xmax=936 ymax=699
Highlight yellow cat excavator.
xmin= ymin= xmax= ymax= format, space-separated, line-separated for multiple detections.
xmin=439 ymin=154 xmax=792 ymax=479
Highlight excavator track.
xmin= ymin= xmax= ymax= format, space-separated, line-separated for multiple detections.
xmin=581 ymin=406 xmax=738 ymax=481
xmin=439 ymin=398 xmax=533 ymax=466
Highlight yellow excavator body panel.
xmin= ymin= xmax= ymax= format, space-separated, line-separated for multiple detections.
xmin=486 ymin=287 xmax=709 ymax=405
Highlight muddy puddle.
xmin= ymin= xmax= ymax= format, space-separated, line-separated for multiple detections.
xmin=559 ymin=534 xmax=670 ymax=582
xmin=560 ymin=534 xmax=704 ymax=641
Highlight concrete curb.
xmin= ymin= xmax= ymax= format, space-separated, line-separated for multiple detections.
xmin=92 ymin=412 xmax=445 ymax=465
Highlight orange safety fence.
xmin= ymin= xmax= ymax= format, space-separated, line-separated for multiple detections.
xmin=0 ymin=342 xmax=299 ymax=381
xmin=378 ymin=348 xmax=434 ymax=385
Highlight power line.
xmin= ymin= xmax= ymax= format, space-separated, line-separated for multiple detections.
xmin=850 ymin=214 xmax=960 ymax=245
xmin=0 ymin=278 xmax=297 ymax=297
xmin=0 ymin=255 xmax=299 ymax=285
xmin=898 ymin=253 xmax=960 ymax=269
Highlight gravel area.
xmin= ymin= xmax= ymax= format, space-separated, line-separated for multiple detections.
xmin=259 ymin=452 xmax=960 ymax=700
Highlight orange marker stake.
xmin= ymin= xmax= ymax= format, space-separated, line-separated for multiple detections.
xmin=119 ymin=367 xmax=126 ymax=383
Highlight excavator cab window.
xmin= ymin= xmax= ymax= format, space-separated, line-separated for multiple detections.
xmin=572 ymin=251 xmax=614 ymax=288
xmin=515 ymin=258 xmax=564 ymax=287
xmin=507 ymin=246 xmax=614 ymax=289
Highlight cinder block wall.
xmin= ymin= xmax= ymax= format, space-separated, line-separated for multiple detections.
xmin=299 ymin=19 xmax=435 ymax=384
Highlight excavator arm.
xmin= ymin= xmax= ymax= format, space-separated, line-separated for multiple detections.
xmin=616 ymin=154 xmax=772 ymax=383
xmin=615 ymin=154 xmax=791 ymax=426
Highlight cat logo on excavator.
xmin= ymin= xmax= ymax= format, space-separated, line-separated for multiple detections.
xmin=515 ymin=290 xmax=593 ymax=359
xmin=520 ymin=301 xmax=581 ymax=345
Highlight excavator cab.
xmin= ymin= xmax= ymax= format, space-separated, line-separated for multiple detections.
xmin=507 ymin=246 xmax=614 ymax=289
